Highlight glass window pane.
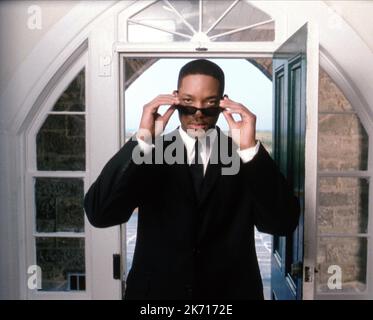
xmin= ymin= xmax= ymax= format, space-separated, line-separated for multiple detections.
xmin=211 ymin=21 xmax=275 ymax=42
xmin=318 ymin=114 xmax=369 ymax=171
xmin=36 ymin=115 xmax=85 ymax=171
xmin=202 ymin=0 xmax=235 ymax=32
xmin=317 ymin=237 xmax=367 ymax=293
xmin=53 ymin=69 xmax=85 ymax=112
xmin=318 ymin=177 xmax=369 ymax=234
xmin=127 ymin=1 xmax=275 ymax=43
xmin=128 ymin=22 xmax=179 ymax=42
xmin=209 ymin=2 xmax=273 ymax=40
xmin=36 ymin=237 xmax=85 ymax=291
xmin=35 ymin=178 xmax=84 ymax=233
xmin=128 ymin=0 xmax=195 ymax=42
xmin=167 ymin=0 xmax=199 ymax=32
xmin=130 ymin=0 xmax=182 ymax=22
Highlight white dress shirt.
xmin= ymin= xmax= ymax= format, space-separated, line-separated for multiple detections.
xmin=136 ymin=127 xmax=260 ymax=175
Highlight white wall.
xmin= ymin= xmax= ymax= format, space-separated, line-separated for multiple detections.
xmin=0 ymin=1 xmax=78 ymax=94
xmin=325 ymin=1 xmax=373 ymax=53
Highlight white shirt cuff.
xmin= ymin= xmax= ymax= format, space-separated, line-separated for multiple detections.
xmin=135 ymin=132 xmax=154 ymax=155
xmin=236 ymin=141 xmax=260 ymax=163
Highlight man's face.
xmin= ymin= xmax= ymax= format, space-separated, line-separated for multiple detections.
xmin=177 ymin=74 xmax=221 ymax=138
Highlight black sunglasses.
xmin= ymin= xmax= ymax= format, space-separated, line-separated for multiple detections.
xmin=174 ymin=105 xmax=224 ymax=117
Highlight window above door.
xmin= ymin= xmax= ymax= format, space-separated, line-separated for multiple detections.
xmin=125 ymin=0 xmax=275 ymax=43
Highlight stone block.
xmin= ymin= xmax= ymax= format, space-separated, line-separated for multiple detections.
xmin=319 ymin=68 xmax=352 ymax=112
xmin=316 ymin=237 xmax=367 ymax=292
xmin=318 ymin=177 xmax=369 ymax=234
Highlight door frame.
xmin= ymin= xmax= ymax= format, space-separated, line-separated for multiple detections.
xmin=301 ymin=23 xmax=319 ymax=300
xmin=270 ymin=22 xmax=319 ymax=300
xmin=116 ymin=34 xmax=319 ymax=299
xmin=118 ymin=52 xmax=274 ymax=283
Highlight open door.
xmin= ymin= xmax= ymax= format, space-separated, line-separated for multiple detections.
xmin=271 ymin=23 xmax=319 ymax=300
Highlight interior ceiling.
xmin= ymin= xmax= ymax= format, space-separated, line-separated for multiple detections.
xmin=323 ymin=1 xmax=373 ymax=53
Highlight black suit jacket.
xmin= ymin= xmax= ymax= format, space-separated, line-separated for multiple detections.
xmin=84 ymin=127 xmax=300 ymax=300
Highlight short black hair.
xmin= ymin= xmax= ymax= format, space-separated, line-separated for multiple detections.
xmin=177 ymin=59 xmax=225 ymax=97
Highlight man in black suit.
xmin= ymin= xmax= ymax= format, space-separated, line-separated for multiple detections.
xmin=84 ymin=59 xmax=300 ymax=300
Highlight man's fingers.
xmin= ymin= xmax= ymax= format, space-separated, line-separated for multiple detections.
xmin=221 ymin=104 xmax=254 ymax=121
xmin=220 ymin=101 xmax=244 ymax=111
xmin=220 ymin=98 xmax=255 ymax=118
xmin=161 ymin=105 xmax=176 ymax=126
xmin=147 ymin=99 xmax=176 ymax=109
xmin=145 ymin=95 xmax=179 ymax=112
xmin=222 ymin=109 xmax=236 ymax=128
xmin=223 ymin=109 xmax=247 ymax=123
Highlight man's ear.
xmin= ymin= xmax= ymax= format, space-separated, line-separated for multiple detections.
xmin=173 ymin=90 xmax=178 ymax=96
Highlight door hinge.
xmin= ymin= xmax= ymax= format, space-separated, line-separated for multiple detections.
xmin=113 ymin=254 xmax=121 ymax=280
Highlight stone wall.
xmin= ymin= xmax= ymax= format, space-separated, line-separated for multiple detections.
xmin=318 ymin=69 xmax=368 ymax=172
xmin=316 ymin=68 xmax=369 ymax=294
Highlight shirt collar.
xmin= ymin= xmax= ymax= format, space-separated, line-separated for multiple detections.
xmin=178 ymin=126 xmax=217 ymax=158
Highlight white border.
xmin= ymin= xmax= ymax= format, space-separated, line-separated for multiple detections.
xmin=1 ymin=0 xmax=372 ymax=300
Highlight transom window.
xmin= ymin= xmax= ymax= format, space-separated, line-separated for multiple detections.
xmin=127 ymin=0 xmax=275 ymax=42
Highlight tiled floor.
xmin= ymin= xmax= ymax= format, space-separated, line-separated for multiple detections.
xmin=125 ymin=211 xmax=138 ymax=272
xmin=254 ymin=229 xmax=272 ymax=300
xmin=125 ymin=211 xmax=272 ymax=300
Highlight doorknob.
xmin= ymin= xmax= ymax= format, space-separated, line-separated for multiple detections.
xmin=290 ymin=262 xmax=303 ymax=278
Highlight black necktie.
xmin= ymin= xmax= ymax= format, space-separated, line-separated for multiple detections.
xmin=189 ymin=138 xmax=204 ymax=199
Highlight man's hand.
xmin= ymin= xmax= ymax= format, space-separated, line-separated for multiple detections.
xmin=138 ymin=94 xmax=179 ymax=141
xmin=220 ymin=95 xmax=257 ymax=149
